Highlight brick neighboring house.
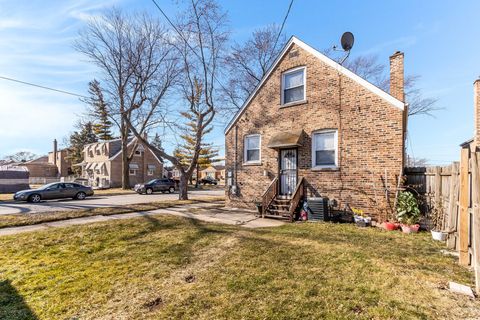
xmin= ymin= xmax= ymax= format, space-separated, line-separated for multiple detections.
xmin=80 ymin=137 xmax=164 ymax=188
xmin=19 ymin=139 xmax=72 ymax=179
xmin=224 ymin=36 xmax=407 ymax=221
xmin=461 ymin=78 xmax=480 ymax=151
xmin=200 ymin=165 xmax=225 ymax=182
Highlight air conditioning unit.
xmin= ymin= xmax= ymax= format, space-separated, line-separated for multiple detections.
xmin=307 ymin=197 xmax=329 ymax=221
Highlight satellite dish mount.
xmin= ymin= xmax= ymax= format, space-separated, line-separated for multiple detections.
xmin=332 ymin=31 xmax=354 ymax=65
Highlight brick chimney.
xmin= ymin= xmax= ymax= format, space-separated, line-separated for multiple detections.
xmin=389 ymin=51 xmax=405 ymax=102
xmin=474 ymin=78 xmax=480 ymax=147
xmin=53 ymin=139 xmax=58 ymax=167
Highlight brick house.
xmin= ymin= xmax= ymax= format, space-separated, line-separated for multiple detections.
xmin=461 ymin=78 xmax=480 ymax=151
xmin=19 ymin=139 xmax=72 ymax=179
xmin=200 ymin=165 xmax=225 ymax=182
xmin=81 ymin=137 xmax=164 ymax=188
xmin=224 ymin=36 xmax=407 ymax=221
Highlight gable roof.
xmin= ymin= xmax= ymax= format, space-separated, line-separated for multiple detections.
xmin=225 ymin=36 xmax=405 ymax=134
xmin=108 ymin=136 xmax=164 ymax=164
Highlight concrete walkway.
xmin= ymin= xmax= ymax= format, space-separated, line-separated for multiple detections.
xmin=0 ymin=202 xmax=285 ymax=236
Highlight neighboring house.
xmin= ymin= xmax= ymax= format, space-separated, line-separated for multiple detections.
xmin=200 ymin=165 xmax=225 ymax=182
xmin=80 ymin=137 xmax=164 ymax=188
xmin=461 ymin=78 xmax=480 ymax=152
xmin=19 ymin=156 xmax=58 ymax=178
xmin=19 ymin=139 xmax=72 ymax=180
xmin=224 ymin=36 xmax=407 ymax=221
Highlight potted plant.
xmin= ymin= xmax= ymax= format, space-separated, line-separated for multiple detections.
xmin=429 ymin=198 xmax=448 ymax=241
xmin=384 ymin=221 xmax=399 ymax=231
xmin=352 ymin=207 xmax=371 ymax=227
xmin=396 ymin=191 xmax=421 ymax=233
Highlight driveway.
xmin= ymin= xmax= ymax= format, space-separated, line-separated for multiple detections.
xmin=0 ymin=189 xmax=224 ymax=215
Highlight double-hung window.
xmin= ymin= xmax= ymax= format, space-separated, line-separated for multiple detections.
xmin=312 ymin=130 xmax=338 ymax=168
xmin=282 ymin=67 xmax=305 ymax=105
xmin=244 ymin=134 xmax=261 ymax=164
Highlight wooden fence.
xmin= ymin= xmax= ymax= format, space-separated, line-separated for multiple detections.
xmin=404 ymin=150 xmax=480 ymax=294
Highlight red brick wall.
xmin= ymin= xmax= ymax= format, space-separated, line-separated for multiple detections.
xmin=225 ymin=43 xmax=405 ymax=221
xmin=474 ymin=79 xmax=480 ymax=148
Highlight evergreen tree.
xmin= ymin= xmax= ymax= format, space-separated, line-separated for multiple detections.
xmin=87 ymin=79 xmax=114 ymax=141
xmin=151 ymin=133 xmax=163 ymax=151
xmin=174 ymin=110 xmax=219 ymax=187
xmin=67 ymin=121 xmax=98 ymax=175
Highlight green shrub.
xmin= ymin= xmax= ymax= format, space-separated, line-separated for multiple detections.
xmin=396 ymin=191 xmax=421 ymax=225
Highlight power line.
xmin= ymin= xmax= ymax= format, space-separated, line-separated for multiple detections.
xmin=272 ymin=0 xmax=294 ymax=53
xmin=0 ymin=75 xmax=88 ymax=99
xmin=150 ymin=0 xmax=231 ymax=96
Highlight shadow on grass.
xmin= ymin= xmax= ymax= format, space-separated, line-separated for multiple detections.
xmin=0 ymin=280 xmax=38 ymax=320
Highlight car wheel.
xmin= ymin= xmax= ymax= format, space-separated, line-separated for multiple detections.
xmin=146 ymin=188 xmax=153 ymax=195
xmin=29 ymin=194 xmax=41 ymax=203
xmin=75 ymin=192 xmax=86 ymax=200
xmin=168 ymin=186 xmax=175 ymax=193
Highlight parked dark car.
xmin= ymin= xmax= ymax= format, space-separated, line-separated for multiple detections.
xmin=13 ymin=182 xmax=94 ymax=203
xmin=199 ymin=176 xmax=218 ymax=185
xmin=134 ymin=179 xmax=176 ymax=194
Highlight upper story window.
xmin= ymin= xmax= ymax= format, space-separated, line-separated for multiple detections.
xmin=281 ymin=67 xmax=306 ymax=105
xmin=244 ymin=134 xmax=261 ymax=164
xmin=312 ymin=130 xmax=338 ymax=169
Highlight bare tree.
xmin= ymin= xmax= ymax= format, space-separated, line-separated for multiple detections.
xmin=3 ymin=151 xmax=38 ymax=163
xmin=124 ymin=0 xmax=229 ymax=200
xmin=405 ymin=154 xmax=429 ymax=167
xmin=223 ymin=25 xmax=286 ymax=110
xmin=75 ymin=9 xmax=178 ymax=189
xmin=338 ymin=53 xmax=439 ymax=117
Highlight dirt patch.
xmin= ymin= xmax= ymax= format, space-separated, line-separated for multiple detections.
xmin=184 ymin=274 xmax=196 ymax=283
xmin=143 ymin=297 xmax=163 ymax=311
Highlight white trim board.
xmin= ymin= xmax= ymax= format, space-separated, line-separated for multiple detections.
xmin=224 ymin=36 xmax=405 ymax=134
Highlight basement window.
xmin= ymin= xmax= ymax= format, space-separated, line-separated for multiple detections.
xmin=281 ymin=67 xmax=306 ymax=105
xmin=312 ymin=130 xmax=338 ymax=169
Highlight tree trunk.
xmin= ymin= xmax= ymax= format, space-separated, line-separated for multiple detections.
xmin=179 ymin=174 xmax=188 ymax=200
xmin=195 ymin=164 xmax=199 ymax=189
xmin=121 ymin=119 xmax=130 ymax=190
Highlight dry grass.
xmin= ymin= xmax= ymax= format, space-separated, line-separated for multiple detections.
xmin=0 ymin=197 xmax=224 ymax=228
xmin=0 ymin=188 xmax=136 ymax=202
xmin=0 ymin=216 xmax=479 ymax=320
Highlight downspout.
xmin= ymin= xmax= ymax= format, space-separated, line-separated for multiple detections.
xmin=234 ymin=125 xmax=238 ymax=192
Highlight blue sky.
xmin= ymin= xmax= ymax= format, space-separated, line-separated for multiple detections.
xmin=0 ymin=0 xmax=479 ymax=165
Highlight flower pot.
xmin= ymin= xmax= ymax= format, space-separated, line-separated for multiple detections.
xmin=384 ymin=222 xmax=398 ymax=231
xmin=431 ymin=230 xmax=448 ymax=241
xmin=401 ymin=224 xmax=420 ymax=234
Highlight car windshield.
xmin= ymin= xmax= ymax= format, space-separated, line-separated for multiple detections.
xmin=147 ymin=179 xmax=158 ymax=184
xmin=38 ymin=183 xmax=58 ymax=190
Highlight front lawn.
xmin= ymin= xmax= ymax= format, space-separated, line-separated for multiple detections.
xmin=1 ymin=217 xmax=478 ymax=319
xmin=0 ymin=197 xmax=224 ymax=228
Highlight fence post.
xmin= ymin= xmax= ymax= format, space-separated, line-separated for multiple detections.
xmin=459 ymin=148 xmax=470 ymax=266
xmin=447 ymin=162 xmax=460 ymax=249
xmin=471 ymin=151 xmax=480 ymax=294
xmin=434 ymin=166 xmax=442 ymax=229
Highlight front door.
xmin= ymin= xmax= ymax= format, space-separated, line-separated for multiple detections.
xmin=279 ymin=148 xmax=297 ymax=197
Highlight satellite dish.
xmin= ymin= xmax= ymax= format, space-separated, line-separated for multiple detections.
xmin=341 ymin=32 xmax=354 ymax=51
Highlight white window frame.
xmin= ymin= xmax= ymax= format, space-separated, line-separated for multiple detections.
xmin=243 ymin=134 xmax=261 ymax=164
xmin=281 ymin=66 xmax=306 ymax=106
xmin=129 ymin=169 xmax=137 ymax=175
xmin=147 ymin=169 xmax=154 ymax=176
xmin=311 ymin=129 xmax=338 ymax=169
